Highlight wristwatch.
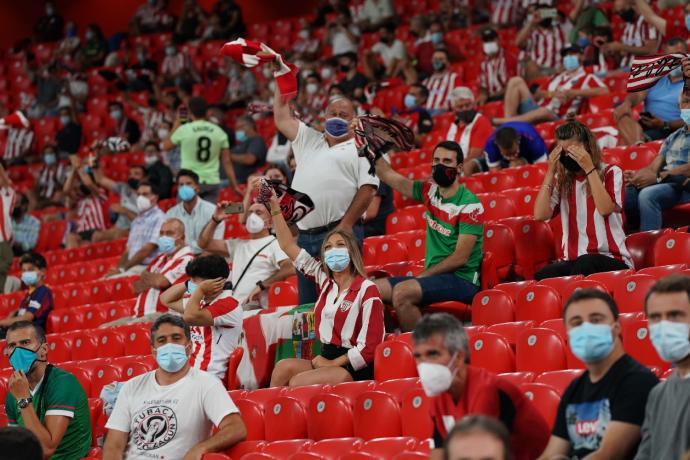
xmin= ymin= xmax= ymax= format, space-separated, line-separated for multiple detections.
xmin=17 ymin=396 xmax=32 ymax=409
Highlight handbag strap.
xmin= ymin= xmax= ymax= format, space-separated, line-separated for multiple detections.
xmin=233 ymin=238 xmax=276 ymax=290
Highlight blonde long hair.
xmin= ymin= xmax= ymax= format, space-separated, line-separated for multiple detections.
xmin=320 ymin=229 xmax=366 ymax=278
xmin=553 ymin=121 xmax=604 ymax=198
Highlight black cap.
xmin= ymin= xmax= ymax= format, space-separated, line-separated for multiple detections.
xmin=481 ymin=28 xmax=498 ymax=42
xmin=560 ymin=44 xmax=582 ymax=56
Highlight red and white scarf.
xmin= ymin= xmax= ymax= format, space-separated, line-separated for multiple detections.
xmin=354 ymin=115 xmax=415 ymax=175
xmin=627 ymin=53 xmax=687 ymax=92
xmin=220 ymin=38 xmax=298 ymax=101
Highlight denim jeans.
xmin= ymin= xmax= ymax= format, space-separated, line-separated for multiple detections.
xmin=296 ymin=224 xmax=364 ymax=305
xmin=624 ymin=184 xmax=690 ymax=231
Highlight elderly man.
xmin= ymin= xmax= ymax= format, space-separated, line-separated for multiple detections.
xmin=271 ymin=64 xmax=379 ymax=305
xmin=198 ymin=195 xmax=294 ymax=311
xmin=444 ymin=87 xmax=493 ymax=176
xmin=414 ymin=313 xmax=550 ymax=460
xmin=624 ymin=89 xmax=690 ymax=231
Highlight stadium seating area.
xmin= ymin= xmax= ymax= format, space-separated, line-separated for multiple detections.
xmin=1 ymin=0 xmax=690 ymax=458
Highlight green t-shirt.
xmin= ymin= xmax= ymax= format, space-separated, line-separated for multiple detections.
xmin=6 ymin=366 xmax=91 ymax=460
xmin=412 ymin=181 xmax=484 ymax=286
xmin=170 ymin=120 xmax=230 ymax=185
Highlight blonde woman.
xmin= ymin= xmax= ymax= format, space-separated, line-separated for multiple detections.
xmin=268 ymin=189 xmax=385 ymax=387
xmin=534 ymin=121 xmax=633 ymax=279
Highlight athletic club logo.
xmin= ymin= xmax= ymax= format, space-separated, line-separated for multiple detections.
xmin=132 ymin=405 xmax=178 ymax=451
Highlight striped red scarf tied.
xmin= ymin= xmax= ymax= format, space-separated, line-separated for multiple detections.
xmin=220 ymin=38 xmax=298 ymax=101
xmin=627 ymin=53 xmax=688 ymax=92
xmin=354 ymin=115 xmax=415 ymax=175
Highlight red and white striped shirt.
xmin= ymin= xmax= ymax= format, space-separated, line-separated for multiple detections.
xmin=3 ymin=127 xmax=34 ymax=161
xmin=133 ymin=246 xmax=195 ymax=317
xmin=185 ymin=290 xmax=243 ymax=383
xmin=550 ymin=165 xmax=633 ymax=268
xmin=544 ymin=67 xmax=605 ymax=117
xmin=491 ymin=0 xmax=519 ymax=25
xmin=76 ymin=192 xmax=107 ymax=233
xmin=38 ymin=163 xmax=69 ymax=200
xmin=526 ymin=24 xmax=567 ymax=70
xmin=0 ymin=187 xmax=16 ymax=242
xmin=446 ymin=113 xmax=494 ymax=160
xmin=423 ymin=71 xmax=461 ymax=111
xmin=479 ymin=50 xmax=517 ymax=97
xmin=295 ymin=249 xmax=384 ymax=370
xmin=161 ymin=53 xmax=191 ymax=77
xmin=620 ymin=15 xmax=659 ymax=69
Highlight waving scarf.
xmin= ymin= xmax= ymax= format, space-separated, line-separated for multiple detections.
xmin=220 ymin=38 xmax=298 ymax=101
xmin=627 ymin=53 xmax=688 ymax=92
xmin=255 ymin=178 xmax=315 ymax=224
xmin=354 ymin=115 xmax=415 ymax=175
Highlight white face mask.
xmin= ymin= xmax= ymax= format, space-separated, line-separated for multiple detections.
xmin=136 ymin=195 xmax=152 ymax=212
xmin=157 ymin=128 xmax=170 ymax=140
xmin=417 ymin=353 xmax=458 ymax=397
xmin=144 ymin=155 xmax=158 ymax=166
xmin=245 ymin=212 xmax=265 ymax=234
xmin=483 ymin=41 xmax=499 ymax=55
xmin=321 ymin=68 xmax=333 ymax=80
xmin=306 ymin=83 xmax=319 ymax=95
xmin=298 ymin=30 xmax=309 ymax=39
xmin=649 ymin=320 xmax=690 ymax=363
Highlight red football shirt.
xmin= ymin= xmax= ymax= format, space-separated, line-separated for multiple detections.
xmin=430 ymin=366 xmax=550 ymax=460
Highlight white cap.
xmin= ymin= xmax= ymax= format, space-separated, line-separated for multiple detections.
xmin=449 ymin=86 xmax=475 ymax=103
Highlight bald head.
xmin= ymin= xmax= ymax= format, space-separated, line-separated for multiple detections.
xmin=160 ymin=218 xmax=185 ymax=247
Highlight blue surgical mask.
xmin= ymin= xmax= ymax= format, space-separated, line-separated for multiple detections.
xmin=235 ymin=130 xmax=247 ymax=143
xmin=21 ymin=271 xmax=39 ymax=286
xmin=685 ymin=14 xmax=690 ymax=32
xmin=110 ymin=109 xmax=122 ymax=120
xmin=177 ymin=184 xmax=196 ymax=202
xmin=59 ymin=115 xmax=70 ymax=126
xmin=187 ymin=280 xmax=198 ymax=295
xmin=568 ymin=322 xmax=614 ymax=363
xmin=157 ymin=236 xmax=176 ymax=254
xmin=649 ymin=320 xmax=690 ymax=363
xmin=9 ymin=346 xmax=39 ymax=374
xmin=430 ymin=32 xmax=443 ymax=44
xmin=576 ymin=36 xmax=590 ymax=48
xmin=324 ymin=117 xmax=349 ymax=138
xmin=155 ymin=343 xmax=188 ymax=373
xmin=563 ymin=55 xmax=580 ymax=71
xmin=324 ymin=247 xmax=350 ymax=272
xmin=44 ymin=153 xmax=56 ymax=165
xmin=681 ymin=109 xmax=690 ymax=125
xmin=404 ymin=94 xmax=417 ymax=109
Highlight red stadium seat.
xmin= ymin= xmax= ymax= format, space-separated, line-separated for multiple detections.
xmin=374 ymin=341 xmax=418 ymax=381
xmin=94 ymin=328 xmax=126 ymax=358
xmin=386 ymin=211 xmax=420 ymax=234
xmin=308 ymin=394 xmax=354 ymax=440
xmin=493 ymin=280 xmax=536 ymax=301
xmin=539 ymin=275 xmax=584 ymax=296
xmin=470 ymin=289 xmax=515 ymax=326
xmin=46 ymin=333 xmax=74 ymax=363
xmin=535 ymin=369 xmax=584 ymax=395
xmin=330 ymin=381 xmax=377 ymax=405
xmin=263 ymin=440 xmax=313 ymax=458
xmin=621 ymin=319 xmax=669 ymax=371
xmin=497 ymin=371 xmax=536 ymax=387
xmin=638 ymin=264 xmax=688 ymax=279
xmin=376 ymin=377 xmax=420 ymax=403
xmin=353 ymin=391 xmax=403 ymax=439
xmin=393 ymin=453 xmax=429 ymax=460
xmin=515 ymin=285 xmax=562 ymax=323
xmin=374 ymin=238 xmax=409 ymax=265
xmin=307 ymin=438 xmax=364 ymax=460
xmin=391 ymin=230 xmax=426 ymax=262
xmin=70 ymin=331 xmax=101 ymax=361
xmin=400 ymin=387 xmax=433 ymax=439
xmin=501 ymin=218 xmax=556 ymax=279
xmin=521 ymin=383 xmax=561 ymax=429
xmin=483 ymin=223 xmax=516 ymax=279
xmin=268 ymin=281 xmax=298 ymax=307
xmin=516 ymin=328 xmax=568 ymax=373
xmin=120 ymin=323 xmax=152 ymax=356
xmin=477 ymin=193 xmax=517 ymax=221
xmin=470 ymin=332 xmax=515 ymax=374
xmin=586 ymin=269 xmax=634 ymax=294
xmin=500 ymin=187 xmax=540 ymax=217
xmin=477 ymin=170 xmax=518 ymax=192
xmin=513 ymin=165 xmax=547 ymax=187
xmin=59 ymin=364 xmax=92 ymax=396
xmin=617 ymin=145 xmax=657 ymax=171
xmin=227 ymin=441 xmax=267 ymax=459
xmin=654 ymin=232 xmax=690 ymax=267
xmin=111 ymin=356 xmax=153 ymax=380
xmin=235 ymin=399 xmax=266 ymax=441
xmin=82 ymin=362 xmax=121 ymax=398
xmin=625 ymin=229 xmax=669 ymax=269
xmin=82 ymin=305 xmax=109 ymax=329
xmin=227 ymin=347 xmax=244 ymax=390
xmin=487 ymin=321 xmax=536 ymax=347
xmin=360 ymin=438 xmax=418 ymax=458
xmin=613 ymin=274 xmax=657 ymax=313
xmin=561 ymin=279 xmax=608 ymax=300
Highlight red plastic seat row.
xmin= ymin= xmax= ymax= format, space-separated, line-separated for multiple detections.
xmin=46 ymin=299 xmax=135 ymax=333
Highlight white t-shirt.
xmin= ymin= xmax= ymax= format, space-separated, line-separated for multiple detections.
xmin=372 ymin=39 xmax=406 ymax=67
xmin=226 ymin=236 xmax=289 ymax=310
xmin=291 ymin=122 xmax=379 ymax=230
xmin=105 ymin=368 xmax=238 ymax=460
xmin=331 ymin=25 xmax=360 ymax=56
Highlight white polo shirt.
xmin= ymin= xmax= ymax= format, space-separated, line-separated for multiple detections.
xmin=291 ymin=122 xmax=379 ymax=230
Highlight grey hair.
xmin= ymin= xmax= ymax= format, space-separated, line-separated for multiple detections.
xmin=150 ymin=314 xmax=191 ymax=345
xmin=413 ymin=313 xmax=469 ymax=357
xmin=444 ymin=415 xmax=512 ymax=460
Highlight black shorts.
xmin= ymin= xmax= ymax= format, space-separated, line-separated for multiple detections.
xmin=78 ymin=229 xmax=96 ymax=241
xmin=321 ymin=343 xmax=374 ymax=381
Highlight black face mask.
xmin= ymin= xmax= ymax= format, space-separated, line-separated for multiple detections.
xmin=432 ymin=163 xmax=457 ymax=188
xmin=79 ymin=184 xmax=91 ymax=196
xmin=339 ymin=64 xmax=350 ymax=73
xmin=456 ymin=109 xmax=477 ymax=124
xmin=539 ymin=18 xmax=553 ymax=28
xmin=618 ymin=8 xmax=635 ymax=23
xmin=11 ymin=207 xmax=23 ymax=220
xmin=127 ymin=178 xmax=140 ymax=190
xmin=560 ymin=152 xmax=582 ymax=173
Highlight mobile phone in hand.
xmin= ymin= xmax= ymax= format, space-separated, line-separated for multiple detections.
xmin=224 ymin=202 xmax=244 ymax=214
xmin=178 ymin=105 xmax=189 ymax=124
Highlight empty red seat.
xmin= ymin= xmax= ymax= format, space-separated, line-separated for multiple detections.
xmin=613 ymin=274 xmax=657 ymax=313
xmin=535 ymin=369 xmax=584 ymax=395
xmin=46 ymin=333 xmax=75 ymax=363
xmin=353 ymin=391 xmax=403 ymax=439
xmin=477 ymin=193 xmax=517 ymax=221
xmin=501 ymin=218 xmax=555 ymax=279
xmin=586 ymin=269 xmax=634 ymax=293
xmin=477 ymin=170 xmax=518 ymax=192
xmin=470 ymin=332 xmax=515 ymax=373
xmin=638 ymin=264 xmax=688 ymax=279
xmin=516 ymin=328 xmax=568 ymax=373
xmin=306 ymin=438 xmax=364 ymax=460
xmin=330 ymin=381 xmax=377 ymax=406
xmin=400 ymin=387 xmax=433 ymax=439
xmin=497 ymin=371 xmax=536 ymax=387
xmin=360 ymin=437 xmax=418 ymax=458
xmin=119 ymin=323 xmax=152 ymax=356
xmin=269 ymin=281 xmax=298 ymax=307
xmin=493 ymin=280 xmax=536 ymax=300
xmin=386 ymin=211 xmax=420 ymax=234
xmin=539 ymin=275 xmax=584 ymax=295
xmin=263 ymin=440 xmax=313 ymax=458
xmin=625 ymin=229 xmax=669 ymax=269
xmin=307 ymin=394 xmax=354 ymax=440
xmin=487 ymin=321 xmax=535 ymax=347
xmin=515 ymin=285 xmax=562 ymax=323
xmin=561 ymin=279 xmax=608 ymax=300
xmin=521 ymin=383 xmax=561 ymax=429
xmin=376 ymin=377 xmax=420 ymax=403
xmin=94 ymin=329 xmax=126 ymax=358
xmin=470 ymin=289 xmax=515 ymax=326
xmin=483 ymin=224 xmax=516 ymax=279
xmin=82 ymin=362 xmax=121 ymax=398
xmin=374 ymin=238 xmax=409 ymax=265
xmin=70 ymin=331 xmax=101 ymax=361
xmin=500 ymin=187 xmax=540 ymax=217
xmin=617 ymin=145 xmax=657 ymax=171
xmin=234 ymin=399 xmax=266 ymax=441
xmin=374 ymin=341 xmax=417 ymax=381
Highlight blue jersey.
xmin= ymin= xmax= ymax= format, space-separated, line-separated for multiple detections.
xmin=483 ymin=122 xmax=548 ymax=169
